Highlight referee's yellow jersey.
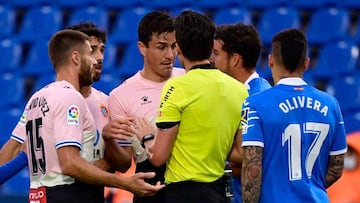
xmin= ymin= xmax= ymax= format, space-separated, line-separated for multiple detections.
xmin=156 ymin=65 xmax=248 ymax=184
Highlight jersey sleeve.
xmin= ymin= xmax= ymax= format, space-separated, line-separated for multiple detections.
xmin=11 ymin=98 xmax=34 ymax=144
xmin=108 ymin=89 xmax=132 ymax=146
xmin=241 ymin=98 xmax=264 ymax=148
xmin=53 ymin=92 xmax=86 ymax=149
xmin=108 ymin=90 xmax=128 ymax=120
xmin=156 ymin=78 xmax=184 ymax=124
xmin=329 ymin=102 xmax=347 ymax=155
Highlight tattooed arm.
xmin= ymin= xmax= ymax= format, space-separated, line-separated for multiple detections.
xmin=241 ymin=146 xmax=263 ymax=203
xmin=325 ymin=154 xmax=345 ymax=188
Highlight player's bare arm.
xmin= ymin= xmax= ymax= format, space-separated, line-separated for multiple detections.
xmin=103 ymin=138 xmax=132 ymax=172
xmin=0 ymin=139 xmax=22 ymax=164
xmin=325 ymin=154 xmax=345 ymax=188
xmin=242 ymin=146 xmax=263 ymax=203
xmin=228 ymin=129 xmax=243 ymax=164
xmin=57 ymin=145 xmax=165 ymax=196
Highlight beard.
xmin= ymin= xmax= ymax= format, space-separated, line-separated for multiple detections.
xmin=79 ymin=57 xmax=93 ymax=87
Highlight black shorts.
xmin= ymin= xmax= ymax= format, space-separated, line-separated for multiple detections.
xmin=45 ymin=181 xmax=104 ymax=203
xmin=134 ymin=159 xmax=166 ymax=203
xmin=162 ymin=177 xmax=227 ymax=203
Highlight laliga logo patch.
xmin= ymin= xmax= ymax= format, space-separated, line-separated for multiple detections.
xmin=67 ymin=105 xmax=79 ymax=125
xmin=18 ymin=110 xmax=27 ymax=126
xmin=100 ymin=104 xmax=109 ymax=117
xmin=241 ymin=107 xmax=249 ymax=134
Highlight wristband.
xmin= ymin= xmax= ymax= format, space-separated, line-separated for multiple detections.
xmin=141 ymin=134 xmax=155 ymax=148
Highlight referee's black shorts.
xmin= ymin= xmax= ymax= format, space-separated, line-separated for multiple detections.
xmin=162 ymin=177 xmax=227 ymax=203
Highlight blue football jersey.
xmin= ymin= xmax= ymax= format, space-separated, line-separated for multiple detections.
xmin=232 ymin=75 xmax=271 ymax=203
xmin=242 ymin=78 xmax=347 ymax=203
xmin=247 ymin=77 xmax=272 ymax=96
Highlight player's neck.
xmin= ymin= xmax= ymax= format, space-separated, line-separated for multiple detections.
xmin=140 ymin=68 xmax=171 ymax=83
xmin=56 ymin=69 xmax=80 ymax=91
xmin=184 ymin=59 xmax=211 ymax=72
xmin=80 ymin=85 xmax=92 ymax=98
xmin=232 ymin=67 xmax=254 ymax=84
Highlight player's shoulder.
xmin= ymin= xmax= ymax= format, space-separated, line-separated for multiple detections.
xmin=109 ymin=73 xmax=140 ymax=94
xmin=91 ymin=87 xmax=108 ymax=99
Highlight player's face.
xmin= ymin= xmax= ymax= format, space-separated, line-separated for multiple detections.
xmin=79 ymin=41 xmax=96 ymax=87
xmin=212 ymin=39 xmax=231 ymax=75
xmin=141 ymin=32 xmax=176 ymax=79
xmin=89 ymin=36 xmax=105 ymax=82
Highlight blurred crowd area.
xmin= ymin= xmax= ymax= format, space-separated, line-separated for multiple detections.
xmin=0 ymin=0 xmax=360 ymax=202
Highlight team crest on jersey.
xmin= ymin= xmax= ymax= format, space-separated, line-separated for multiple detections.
xmin=140 ymin=96 xmax=152 ymax=105
xmin=67 ymin=105 xmax=79 ymax=125
xmin=18 ymin=110 xmax=27 ymax=126
xmin=100 ymin=104 xmax=109 ymax=117
xmin=241 ymin=107 xmax=249 ymax=134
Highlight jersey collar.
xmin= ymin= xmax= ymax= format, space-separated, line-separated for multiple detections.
xmin=277 ymin=77 xmax=307 ymax=86
xmin=189 ymin=63 xmax=216 ymax=70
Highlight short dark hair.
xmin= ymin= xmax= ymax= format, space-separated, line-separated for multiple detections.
xmin=48 ymin=29 xmax=89 ymax=70
xmin=138 ymin=10 xmax=174 ymax=47
xmin=66 ymin=22 xmax=107 ymax=44
xmin=174 ymin=10 xmax=215 ymax=61
xmin=271 ymin=29 xmax=307 ymax=73
xmin=214 ymin=23 xmax=261 ymax=69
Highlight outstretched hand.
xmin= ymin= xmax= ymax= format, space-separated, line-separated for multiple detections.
xmin=102 ymin=117 xmax=136 ymax=141
xmin=125 ymin=172 xmax=165 ymax=197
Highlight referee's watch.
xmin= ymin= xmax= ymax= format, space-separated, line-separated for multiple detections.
xmin=141 ymin=134 xmax=155 ymax=148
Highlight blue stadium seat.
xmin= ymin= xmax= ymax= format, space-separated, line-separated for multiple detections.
xmin=0 ymin=72 xmax=25 ymax=108
xmin=0 ymin=107 xmax=22 ymax=147
xmin=0 ymin=38 xmax=22 ymax=72
xmin=109 ymin=7 xmax=151 ymax=44
xmin=101 ymin=0 xmax=141 ymax=9
xmin=9 ymin=0 xmax=51 ymax=7
xmin=32 ymin=74 xmax=55 ymax=94
xmin=306 ymin=8 xmax=350 ymax=46
xmin=213 ymin=7 xmax=252 ymax=25
xmin=170 ymin=6 xmax=205 ymax=16
xmin=292 ymin=0 xmax=338 ymax=10
xmin=0 ymin=167 xmax=29 ymax=197
xmin=22 ymin=40 xmax=53 ymax=77
xmin=92 ymin=73 xmax=122 ymax=95
xmin=257 ymin=7 xmax=300 ymax=45
xmin=144 ymin=0 xmax=191 ymax=9
xmin=339 ymin=0 xmax=360 ymax=9
xmin=103 ymin=42 xmax=118 ymax=72
xmin=312 ymin=40 xmax=359 ymax=80
xmin=244 ymin=0 xmax=288 ymax=10
xmin=343 ymin=111 xmax=360 ymax=134
xmin=0 ymin=5 xmax=16 ymax=37
xmin=192 ymin=0 xmax=243 ymax=9
xmin=67 ymin=6 xmax=108 ymax=31
xmin=326 ymin=74 xmax=360 ymax=114
xmin=352 ymin=18 xmax=360 ymax=44
xmin=17 ymin=6 xmax=63 ymax=42
xmin=54 ymin=0 xmax=97 ymax=8
xmin=118 ymin=44 xmax=143 ymax=77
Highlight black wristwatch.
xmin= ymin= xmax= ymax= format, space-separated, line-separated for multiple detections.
xmin=141 ymin=134 xmax=155 ymax=148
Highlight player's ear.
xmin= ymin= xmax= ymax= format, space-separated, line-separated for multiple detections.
xmin=138 ymin=41 xmax=146 ymax=56
xmin=303 ymin=57 xmax=310 ymax=71
xmin=231 ymin=53 xmax=241 ymax=68
xmin=268 ymin=54 xmax=273 ymax=69
xmin=71 ymin=51 xmax=80 ymax=66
